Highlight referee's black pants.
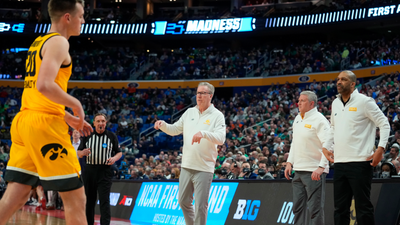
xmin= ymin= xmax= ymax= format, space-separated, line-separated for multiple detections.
xmin=83 ymin=165 xmax=113 ymax=225
xmin=334 ymin=161 xmax=374 ymax=225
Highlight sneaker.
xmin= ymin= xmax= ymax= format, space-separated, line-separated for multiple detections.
xmin=46 ymin=204 xmax=56 ymax=210
xmin=40 ymin=198 xmax=46 ymax=210
xmin=29 ymin=199 xmax=38 ymax=206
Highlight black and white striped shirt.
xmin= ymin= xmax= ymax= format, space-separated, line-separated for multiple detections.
xmin=78 ymin=130 xmax=120 ymax=165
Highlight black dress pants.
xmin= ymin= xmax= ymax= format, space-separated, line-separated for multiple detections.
xmin=83 ymin=165 xmax=113 ymax=225
xmin=334 ymin=161 xmax=374 ymax=225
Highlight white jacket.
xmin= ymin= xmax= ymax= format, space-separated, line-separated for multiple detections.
xmin=288 ymin=107 xmax=330 ymax=173
xmin=323 ymin=89 xmax=390 ymax=163
xmin=160 ymin=104 xmax=226 ymax=173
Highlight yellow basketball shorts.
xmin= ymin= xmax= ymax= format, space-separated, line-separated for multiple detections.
xmin=5 ymin=110 xmax=83 ymax=192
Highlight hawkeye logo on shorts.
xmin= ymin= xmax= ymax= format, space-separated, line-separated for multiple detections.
xmin=41 ymin=143 xmax=68 ymax=161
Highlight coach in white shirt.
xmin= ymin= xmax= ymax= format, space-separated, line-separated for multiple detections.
xmin=322 ymin=70 xmax=390 ymax=225
xmin=154 ymin=82 xmax=226 ymax=225
xmin=284 ymin=91 xmax=330 ymax=225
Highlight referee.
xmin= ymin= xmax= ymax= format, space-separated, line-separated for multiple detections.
xmin=78 ymin=113 xmax=122 ymax=225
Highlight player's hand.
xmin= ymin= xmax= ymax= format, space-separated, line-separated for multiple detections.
xmin=284 ymin=162 xmax=292 ymax=180
xmin=367 ymin=146 xmax=384 ymax=167
xmin=154 ymin=120 xmax=165 ymax=130
xmin=192 ymin=131 xmax=203 ymax=145
xmin=65 ymin=112 xmax=93 ymax=137
xmin=311 ymin=167 xmax=324 ymax=181
xmin=322 ymin=148 xmax=334 ymax=163
xmin=78 ymin=148 xmax=91 ymax=158
xmin=72 ymin=103 xmax=85 ymax=131
xmin=106 ymin=157 xmax=116 ymax=165
xmin=81 ymin=120 xmax=94 ymax=136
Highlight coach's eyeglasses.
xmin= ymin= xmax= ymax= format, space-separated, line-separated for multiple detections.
xmin=197 ymin=92 xmax=211 ymax=96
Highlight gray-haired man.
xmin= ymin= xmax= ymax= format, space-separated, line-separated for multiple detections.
xmin=285 ymin=91 xmax=331 ymax=225
xmin=155 ymin=82 xmax=226 ymax=225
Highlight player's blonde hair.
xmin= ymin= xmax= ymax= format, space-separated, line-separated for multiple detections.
xmin=48 ymin=0 xmax=84 ymax=21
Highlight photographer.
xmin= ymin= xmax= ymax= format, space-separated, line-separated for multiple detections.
xmin=219 ymin=163 xmax=235 ymax=179
xmin=256 ymin=160 xmax=274 ymax=180
xmin=154 ymin=169 xmax=167 ymax=180
xmin=137 ymin=167 xmax=149 ymax=180
xmin=238 ymin=162 xmax=257 ymax=179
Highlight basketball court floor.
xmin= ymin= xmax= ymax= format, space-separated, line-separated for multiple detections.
xmin=6 ymin=206 xmax=134 ymax=225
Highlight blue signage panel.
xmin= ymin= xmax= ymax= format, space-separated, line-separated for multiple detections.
xmin=151 ymin=17 xmax=255 ymax=35
xmin=130 ymin=182 xmax=238 ymax=225
xmin=3 ymin=3 xmax=400 ymax=36
xmin=265 ymin=4 xmax=400 ymax=28
xmin=0 ymin=22 xmax=25 ymax=33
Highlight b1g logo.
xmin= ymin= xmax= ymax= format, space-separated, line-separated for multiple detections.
xmin=277 ymin=202 xmax=295 ymax=224
xmin=233 ymin=199 xmax=260 ymax=221
xmin=41 ymin=143 xmax=68 ymax=160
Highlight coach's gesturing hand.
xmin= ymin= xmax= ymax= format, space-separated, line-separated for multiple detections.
xmin=192 ymin=132 xmax=203 ymax=145
xmin=154 ymin=120 xmax=165 ymax=130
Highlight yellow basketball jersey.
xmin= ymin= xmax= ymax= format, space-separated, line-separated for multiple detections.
xmin=21 ymin=32 xmax=72 ymax=116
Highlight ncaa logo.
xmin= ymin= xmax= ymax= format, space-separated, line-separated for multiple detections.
xmin=298 ymin=75 xmax=310 ymax=83
xmin=102 ymin=143 xmax=108 ymax=148
xmin=233 ymin=199 xmax=260 ymax=221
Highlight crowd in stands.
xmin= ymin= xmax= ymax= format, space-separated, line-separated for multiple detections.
xmin=2 ymin=35 xmax=399 ymax=81
xmin=132 ymin=36 xmax=400 ymax=80
xmin=3 ymin=0 xmax=398 ymax=24
xmin=2 ymin=70 xmax=400 ymax=185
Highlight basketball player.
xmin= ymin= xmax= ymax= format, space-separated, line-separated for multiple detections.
xmin=0 ymin=1 xmax=92 ymax=225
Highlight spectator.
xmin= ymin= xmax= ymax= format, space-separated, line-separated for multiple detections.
xmin=171 ymin=168 xmax=180 ymax=179
xmin=256 ymin=161 xmax=274 ymax=180
xmin=382 ymin=144 xmax=399 ymax=163
xmin=303 ymin=63 xmax=313 ymax=73
xmin=238 ymin=162 xmax=257 ymax=179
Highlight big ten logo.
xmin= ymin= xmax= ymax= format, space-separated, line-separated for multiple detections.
xmin=119 ymin=195 xmax=133 ymax=206
xmin=350 ymin=199 xmax=357 ymax=225
xmin=277 ymin=202 xmax=295 ymax=224
xmin=233 ymin=199 xmax=260 ymax=221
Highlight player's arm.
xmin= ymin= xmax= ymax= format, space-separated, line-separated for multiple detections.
xmin=37 ymin=36 xmax=81 ymax=109
xmin=37 ymin=36 xmax=86 ymax=131
xmin=65 ymin=111 xmax=93 ymax=136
